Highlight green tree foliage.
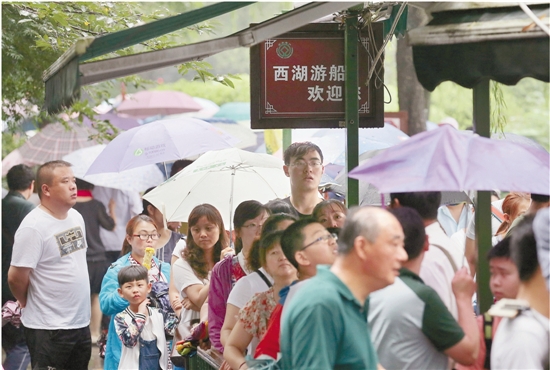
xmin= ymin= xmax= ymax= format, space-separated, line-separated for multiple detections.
xmin=429 ymin=79 xmax=549 ymax=149
xmin=156 ymin=74 xmax=250 ymax=106
xmin=384 ymin=40 xmax=548 ymax=149
xmin=1 ymin=2 xmax=225 ymax=138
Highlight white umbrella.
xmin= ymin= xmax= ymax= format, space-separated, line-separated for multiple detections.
xmin=143 ymin=148 xmax=291 ymax=234
xmin=63 ymin=145 xmax=164 ymax=193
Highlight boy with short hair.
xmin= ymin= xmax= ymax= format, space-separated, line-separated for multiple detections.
xmin=456 ymin=237 xmax=521 ymax=370
xmin=115 ymin=265 xmax=177 ymax=370
xmin=491 ymin=215 xmax=549 ymax=370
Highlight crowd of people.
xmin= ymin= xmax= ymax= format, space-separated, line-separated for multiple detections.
xmin=2 ymin=141 xmax=549 ymax=370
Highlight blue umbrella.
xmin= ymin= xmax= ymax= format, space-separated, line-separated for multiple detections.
xmin=213 ymin=102 xmax=250 ymax=121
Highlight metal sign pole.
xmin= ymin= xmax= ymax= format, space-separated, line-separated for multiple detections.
xmin=345 ymin=7 xmax=362 ymax=207
xmin=474 ymin=78 xmax=492 ymax=314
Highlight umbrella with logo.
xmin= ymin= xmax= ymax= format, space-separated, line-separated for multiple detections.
xmin=63 ymin=145 xmax=164 ymax=193
xmin=143 ymin=148 xmax=290 ymax=234
xmin=2 ymin=122 xmax=99 ymax=174
xmin=85 ymin=117 xmax=236 ymax=176
xmin=116 ymin=90 xmax=202 ymax=119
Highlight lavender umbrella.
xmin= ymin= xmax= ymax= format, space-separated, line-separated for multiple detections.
xmin=349 ymin=125 xmax=550 ymax=195
xmin=116 ymin=90 xmax=202 ymax=119
xmin=85 ymin=117 xmax=235 ymax=175
xmin=82 ymin=113 xmax=140 ymax=131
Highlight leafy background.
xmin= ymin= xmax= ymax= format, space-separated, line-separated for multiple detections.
xmin=2 ymin=2 xmax=549 ymax=156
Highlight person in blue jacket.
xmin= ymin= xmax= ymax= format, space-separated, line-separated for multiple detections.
xmin=100 ymin=214 xmax=171 ymax=370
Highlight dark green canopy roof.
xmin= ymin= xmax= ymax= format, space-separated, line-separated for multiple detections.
xmin=409 ymin=3 xmax=549 ymax=91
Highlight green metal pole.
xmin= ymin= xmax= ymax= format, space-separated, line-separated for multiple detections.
xmin=473 ymin=78 xmax=492 ymax=314
xmin=282 ymin=128 xmax=292 ymax=152
xmin=345 ymin=8 xmax=361 ymax=207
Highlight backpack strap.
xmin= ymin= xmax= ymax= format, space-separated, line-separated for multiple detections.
xmin=483 ymin=312 xmax=494 ymax=369
xmin=255 ymin=270 xmax=272 ymax=288
xmin=430 ymin=243 xmax=458 ymax=273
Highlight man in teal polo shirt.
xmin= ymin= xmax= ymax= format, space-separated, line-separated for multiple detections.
xmin=281 ymin=206 xmax=407 ymax=370
xmin=369 ymin=207 xmax=479 ymax=369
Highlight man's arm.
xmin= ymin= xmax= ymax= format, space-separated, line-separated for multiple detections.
xmin=444 ymin=267 xmax=480 ymax=365
xmin=7 ymin=266 xmax=32 ymax=307
xmin=465 ymin=236 xmax=477 ymax=277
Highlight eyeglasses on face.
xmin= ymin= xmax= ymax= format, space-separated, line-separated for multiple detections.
xmin=133 ymin=233 xmax=161 ymax=241
xmin=301 ymin=233 xmax=338 ymax=250
xmin=290 ymin=159 xmax=322 ymax=169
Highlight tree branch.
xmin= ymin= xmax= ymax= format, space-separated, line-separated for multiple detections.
xmin=69 ymin=24 xmax=102 ymax=36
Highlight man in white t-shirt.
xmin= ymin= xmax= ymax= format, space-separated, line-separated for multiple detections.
xmin=391 ymin=192 xmax=468 ymax=319
xmin=8 ymin=160 xmax=92 ymax=370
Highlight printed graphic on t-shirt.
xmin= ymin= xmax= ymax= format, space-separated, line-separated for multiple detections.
xmin=55 ymin=226 xmax=87 ymax=256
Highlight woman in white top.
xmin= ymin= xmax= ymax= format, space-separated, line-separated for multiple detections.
xmin=171 ymin=204 xmax=229 ymax=338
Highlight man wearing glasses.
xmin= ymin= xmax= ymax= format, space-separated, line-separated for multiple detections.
xmin=281 ymin=206 xmax=407 ymax=369
xmin=8 ymin=160 xmax=92 ymax=370
xmin=282 ymin=142 xmax=325 ymax=218
xmin=254 ymin=218 xmax=338 ymax=359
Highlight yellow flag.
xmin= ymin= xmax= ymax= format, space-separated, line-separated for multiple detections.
xmin=264 ymin=129 xmax=282 ymax=155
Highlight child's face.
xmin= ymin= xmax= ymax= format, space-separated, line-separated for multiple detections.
xmin=118 ymin=279 xmax=151 ymax=306
xmin=489 ymin=257 xmax=520 ymax=301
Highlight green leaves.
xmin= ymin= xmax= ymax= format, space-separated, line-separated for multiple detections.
xmin=1 ymin=2 xmax=217 ymax=143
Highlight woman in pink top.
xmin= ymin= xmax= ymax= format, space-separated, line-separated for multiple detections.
xmin=208 ymin=200 xmax=270 ymax=353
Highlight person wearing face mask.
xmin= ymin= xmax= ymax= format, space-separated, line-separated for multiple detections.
xmin=312 ymin=199 xmax=347 ymax=229
xmin=99 ymin=214 xmax=171 ymax=370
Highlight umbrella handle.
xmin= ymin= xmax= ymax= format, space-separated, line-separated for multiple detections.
xmin=228 ymin=167 xmax=236 ymax=250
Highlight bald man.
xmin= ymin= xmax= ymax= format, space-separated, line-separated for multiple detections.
xmin=281 ymin=207 xmax=407 ymax=369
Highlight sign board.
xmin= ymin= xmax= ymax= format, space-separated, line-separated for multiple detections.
xmin=251 ymin=23 xmax=384 ymax=129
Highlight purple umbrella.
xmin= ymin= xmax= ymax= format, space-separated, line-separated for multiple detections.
xmin=349 ymin=125 xmax=550 ymax=195
xmin=82 ymin=113 xmax=140 ymax=131
xmin=85 ymin=117 xmax=235 ymax=175
xmin=116 ymin=90 xmax=202 ymax=119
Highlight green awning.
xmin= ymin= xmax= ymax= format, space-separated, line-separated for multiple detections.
xmin=43 ymin=2 xmax=361 ymax=114
xmin=42 ymin=2 xmax=254 ymax=114
xmin=408 ymin=3 xmax=550 ymax=91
